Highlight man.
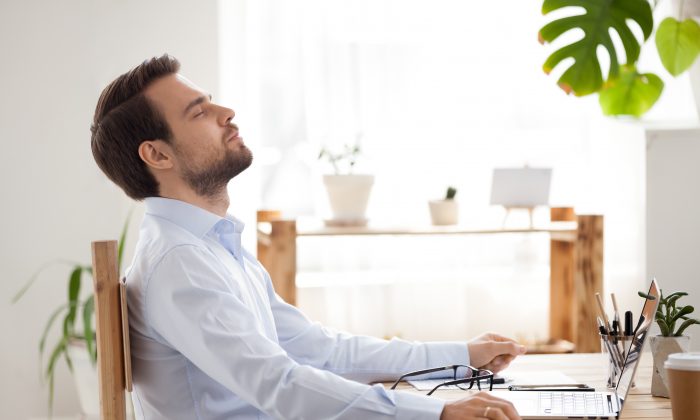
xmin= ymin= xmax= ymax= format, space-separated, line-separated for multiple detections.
xmin=91 ymin=54 xmax=524 ymax=420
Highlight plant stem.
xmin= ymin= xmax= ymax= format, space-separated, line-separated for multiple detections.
xmin=679 ymin=0 xmax=685 ymax=20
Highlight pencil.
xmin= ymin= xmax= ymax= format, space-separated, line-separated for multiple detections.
xmin=611 ymin=293 xmax=620 ymax=314
xmin=595 ymin=293 xmax=613 ymax=334
xmin=611 ymin=293 xmax=621 ymax=336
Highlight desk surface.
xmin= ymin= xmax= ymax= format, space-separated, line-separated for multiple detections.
xmin=259 ymin=220 xmax=579 ymax=237
xmin=388 ymin=352 xmax=671 ymax=420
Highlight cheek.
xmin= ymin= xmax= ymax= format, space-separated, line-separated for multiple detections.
xmin=177 ymin=137 xmax=221 ymax=167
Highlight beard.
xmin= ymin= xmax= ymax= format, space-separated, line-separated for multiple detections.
xmin=178 ymin=143 xmax=253 ymax=198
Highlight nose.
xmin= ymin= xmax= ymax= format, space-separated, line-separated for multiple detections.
xmin=218 ymin=105 xmax=235 ymax=126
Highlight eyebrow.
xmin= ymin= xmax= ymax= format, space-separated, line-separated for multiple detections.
xmin=183 ymin=94 xmax=213 ymax=117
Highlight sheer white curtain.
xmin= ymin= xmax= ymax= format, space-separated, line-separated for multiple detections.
xmin=221 ymin=0 xmax=650 ymax=342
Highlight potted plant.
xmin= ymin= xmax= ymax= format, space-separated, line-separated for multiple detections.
xmin=638 ymin=289 xmax=700 ymax=397
xmin=12 ymin=216 xmax=131 ymax=417
xmin=429 ymin=186 xmax=459 ymax=226
xmin=539 ymin=0 xmax=700 ymax=118
xmin=318 ymin=143 xmax=374 ymax=226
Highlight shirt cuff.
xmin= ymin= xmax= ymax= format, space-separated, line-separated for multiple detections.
xmin=393 ymin=390 xmax=446 ymax=420
xmin=424 ymin=341 xmax=469 ymax=378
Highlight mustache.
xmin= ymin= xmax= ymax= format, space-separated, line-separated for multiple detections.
xmin=224 ymin=123 xmax=239 ymax=141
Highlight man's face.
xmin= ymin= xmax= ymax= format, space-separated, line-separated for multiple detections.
xmin=144 ymin=74 xmax=252 ymax=197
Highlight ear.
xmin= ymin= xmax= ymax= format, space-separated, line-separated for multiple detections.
xmin=138 ymin=140 xmax=174 ymax=170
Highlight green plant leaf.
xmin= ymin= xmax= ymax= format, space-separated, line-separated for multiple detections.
xmin=11 ymin=259 xmax=81 ymax=303
xmin=45 ymin=337 xmax=67 ymax=414
xmin=118 ymin=209 xmax=134 ymax=274
xmin=62 ymin=315 xmax=72 ymax=345
xmin=665 ymin=292 xmax=688 ymax=308
xmin=599 ymin=65 xmax=663 ymax=117
xmin=539 ymin=0 xmax=653 ymax=96
xmin=38 ymin=304 xmax=68 ymax=355
xmin=671 ymin=305 xmax=694 ymax=322
xmin=83 ymin=295 xmax=96 ymax=365
xmin=63 ymin=342 xmax=73 ymax=373
xmin=656 ymin=17 xmax=700 ymax=76
xmin=658 ymin=317 xmax=671 ymax=336
xmin=676 ymin=318 xmax=700 ymax=336
xmin=38 ymin=303 xmax=68 ymax=377
xmin=638 ymin=291 xmax=657 ymax=300
xmin=65 ymin=267 xmax=82 ymax=334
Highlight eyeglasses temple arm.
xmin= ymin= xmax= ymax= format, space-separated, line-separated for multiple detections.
xmin=389 ymin=366 xmax=459 ymax=390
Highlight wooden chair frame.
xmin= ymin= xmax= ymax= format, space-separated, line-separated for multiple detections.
xmin=91 ymin=240 xmax=133 ymax=420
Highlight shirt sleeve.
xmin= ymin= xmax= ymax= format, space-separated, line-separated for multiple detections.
xmin=145 ymin=245 xmax=446 ymax=420
xmin=259 ymin=261 xmax=469 ymax=383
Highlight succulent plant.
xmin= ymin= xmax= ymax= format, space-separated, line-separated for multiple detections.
xmin=638 ymin=289 xmax=700 ymax=336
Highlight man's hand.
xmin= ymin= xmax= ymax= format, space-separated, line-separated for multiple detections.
xmin=467 ymin=333 xmax=526 ymax=373
xmin=440 ymin=391 xmax=521 ymax=420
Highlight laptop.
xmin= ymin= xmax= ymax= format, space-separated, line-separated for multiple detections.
xmin=496 ymin=278 xmax=660 ymax=419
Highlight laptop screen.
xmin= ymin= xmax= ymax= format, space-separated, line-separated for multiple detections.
xmin=616 ymin=279 xmax=660 ymax=403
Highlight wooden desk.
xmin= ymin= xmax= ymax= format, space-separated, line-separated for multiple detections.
xmin=388 ymin=352 xmax=671 ymax=420
xmin=257 ymin=214 xmax=604 ymax=353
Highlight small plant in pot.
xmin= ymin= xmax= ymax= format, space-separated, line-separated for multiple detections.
xmin=318 ymin=143 xmax=374 ymax=226
xmin=429 ymin=186 xmax=459 ymax=226
xmin=12 ymin=216 xmax=131 ymax=416
xmin=638 ymin=289 xmax=700 ymax=397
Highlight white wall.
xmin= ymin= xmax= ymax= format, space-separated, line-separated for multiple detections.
xmin=647 ymin=125 xmax=700 ymax=350
xmin=0 ymin=1 xmax=220 ymax=418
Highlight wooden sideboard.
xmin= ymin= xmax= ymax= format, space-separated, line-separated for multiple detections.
xmin=257 ymin=212 xmax=603 ymax=353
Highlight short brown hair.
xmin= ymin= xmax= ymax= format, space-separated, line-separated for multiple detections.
xmin=91 ymin=54 xmax=180 ymax=200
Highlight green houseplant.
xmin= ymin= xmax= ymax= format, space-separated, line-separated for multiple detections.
xmin=12 ymin=216 xmax=131 ymax=413
xmin=318 ymin=143 xmax=362 ymax=175
xmin=429 ymin=186 xmax=459 ymax=226
xmin=445 ymin=186 xmax=458 ymax=201
xmin=539 ymin=0 xmax=700 ymax=117
xmin=638 ymin=289 xmax=700 ymax=397
xmin=318 ymin=143 xmax=374 ymax=225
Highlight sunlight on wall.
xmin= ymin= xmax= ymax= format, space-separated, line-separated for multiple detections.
xmin=216 ymin=0 xmax=695 ymax=341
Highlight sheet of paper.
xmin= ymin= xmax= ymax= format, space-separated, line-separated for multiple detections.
xmin=407 ymin=370 xmax=577 ymax=391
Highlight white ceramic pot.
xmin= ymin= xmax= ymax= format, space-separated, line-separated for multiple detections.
xmin=67 ymin=340 xmax=101 ymax=419
xmin=650 ymin=335 xmax=691 ymax=398
xmin=428 ymin=199 xmax=459 ymax=225
xmin=323 ymin=174 xmax=374 ymax=223
xmin=67 ymin=340 xmax=135 ymax=419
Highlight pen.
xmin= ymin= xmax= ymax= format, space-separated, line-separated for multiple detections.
xmin=508 ymin=384 xmax=595 ymax=392
xmin=624 ymin=311 xmax=633 ymax=336
xmin=598 ymin=322 xmax=623 ymax=368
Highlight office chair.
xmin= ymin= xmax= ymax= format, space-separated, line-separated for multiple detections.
xmin=91 ymin=240 xmax=133 ymax=420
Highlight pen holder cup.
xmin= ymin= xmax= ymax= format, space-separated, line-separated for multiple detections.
xmin=600 ymin=334 xmax=634 ymax=389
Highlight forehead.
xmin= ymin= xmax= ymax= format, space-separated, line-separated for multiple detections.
xmin=144 ymin=74 xmax=205 ymax=117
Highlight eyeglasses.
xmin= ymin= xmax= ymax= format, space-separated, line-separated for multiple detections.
xmin=389 ymin=365 xmax=494 ymax=396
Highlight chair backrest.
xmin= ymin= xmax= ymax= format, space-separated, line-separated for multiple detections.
xmin=91 ymin=240 xmax=133 ymax=420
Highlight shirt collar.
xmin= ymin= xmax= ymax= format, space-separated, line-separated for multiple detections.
xmin=144 ymin=197 xmax=245 ymax=239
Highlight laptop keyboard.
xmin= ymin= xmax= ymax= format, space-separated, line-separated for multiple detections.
xmin=539 ymin=392 xmax=607 ymax=416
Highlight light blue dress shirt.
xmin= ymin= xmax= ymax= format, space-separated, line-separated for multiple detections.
xmin=126 ymin=197 xmax=470 ymax=419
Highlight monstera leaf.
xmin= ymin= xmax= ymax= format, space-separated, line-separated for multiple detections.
xmin=539 ymin=0 xmax=654 ymax=96
xmin=599 ymin=65 xmax=663 ymax=117
xmin=655 ymin=17 xmax=700 ymax=76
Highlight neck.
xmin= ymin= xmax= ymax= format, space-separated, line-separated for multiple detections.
xmin=159 ymin=186 xmax=230 ymax=217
